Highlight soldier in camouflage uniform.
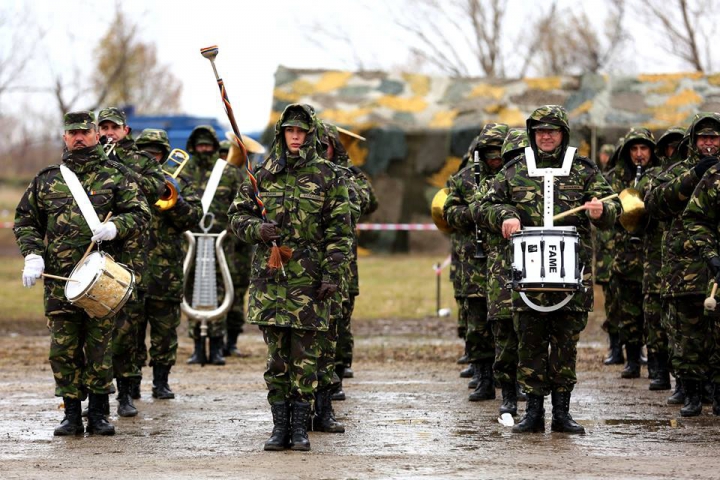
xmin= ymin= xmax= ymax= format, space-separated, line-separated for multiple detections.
xmin=596 ymin=138 xmax=623 ymax=365
xmin=183 ymin=125 xmax=243 ymax=366
xmin=218 ymin=140 xmax=231 ymax=160
xmin=97 ymin=107 xmax=166 ymax=414
xmin=641 ymin=127 xmax=685 ymax=391
xmin=445 ymin=123 xmax=507 ymax=402
xmin=15 ymin=111 xmax=151 ymax=436
xmin=134 ymin=129 xmax=204 ymax=399
xmin=472 ymin=105 xmax=619 ymax=434
xmin=483 ymin=127 xmax=529 ymax=416
xmin=645 ymin=112 xmax=720 ymax=416
xmin=608 ymin=128 xmax=661 ymax=380
xmin=228 ymin=104 xmax=352 ymax=451
xmin=682 ymin=146 xmax=720 ymax=417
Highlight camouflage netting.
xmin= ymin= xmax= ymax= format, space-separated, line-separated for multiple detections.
xmin=267 ymin=66 xmax=720 ymax=252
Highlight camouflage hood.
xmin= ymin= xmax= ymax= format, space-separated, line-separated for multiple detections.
xmin=459 ymin=123 xmax=508 ymax=171
xmin=608 ymin=135 xmax=624 ymax=171
xmin=688 ymin=112 xmax=720 ymax=157
xmin=618 ymin=127 xmax=659 ymax=181
xmin=186 ymin=125 xmax=221 ymax=153
xmin=271 ymin=103 xmax=319 ymax=163
xmin=317 ymin=121 xmax=350 ymax=167
xmin=501 ymin=128 xmax=529 ymax=163
xmin=655 ymin=126 xmax=685 ymax=166
xmin=526 ymin=105 xmax=570 ymax=158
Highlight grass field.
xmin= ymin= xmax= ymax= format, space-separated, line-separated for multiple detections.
xmin=0 ymin=184 xmax=24 ymax=223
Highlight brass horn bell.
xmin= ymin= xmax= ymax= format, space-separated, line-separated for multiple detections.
xmin=618 ymin=187 xmax=647 ymax=234
xmin=431 ymin=188 xmax=453 ymax=233
xmin=225 ymin=131 xmax=266 ymax=168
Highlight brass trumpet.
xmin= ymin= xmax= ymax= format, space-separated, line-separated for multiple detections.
xmin=431 ymin=188 xmax=453 ymax=233
xmin=155 ymin=148 xmax=190 ymax=211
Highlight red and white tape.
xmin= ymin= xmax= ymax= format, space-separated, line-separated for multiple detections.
xmin=357 ymin=223 xmax=438 ymax=231
xmin=1 ymin=222 xmax=12 ymax=229
xmin=433 ymin=254 xmax=452 ymax=274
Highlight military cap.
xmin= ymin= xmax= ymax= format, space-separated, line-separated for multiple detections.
xmin=219 ymin=140 xmax=231 ymax=152
xmin=97 ymin=107 xmax=127 ymax=126
xmin=64 ymin=111 xmax=96 ymax=131
xmin=281 ymin=108 xmax=311 ymax=130
xmin=483 ymin=148 xmax=502 ymax=160
xmin=136 ymin=128 xmax=171 ymax=154
xmin=531 ymin=123 xmax=562 ymax=130
xmin=600 ymin=144 xmax=615 ymax=155
xmin=696 ymin=124 xmax=720 ymax=136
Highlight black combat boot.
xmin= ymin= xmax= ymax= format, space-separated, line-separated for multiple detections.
xmin=223 ymin=329 xmax=241 ymax=357
xmin=208 ymin=337 xmax=226 ymax=366
xmin=130 ymin=377 xmax=141 ymax=400
xmin=550 ymin=391 xmax=585 ymax=434
xmin=86 ymin=393 xmax=115 ymax=435
xmin=713 ymin=383 xmax=720 ymax=416
xmin=679 ymin=380 xmax=702 ymax=417
xmin=331 ymin=364 xmax=346 ymax=401
xmin=343 ymin=365 xmax=354 ymax=378
xmin=468 ymin=363 xmax=482 ymax=389
xmin=649 ymin=352 xmax=671 ymax=391
xmin=457 ymin=353 xmax=469 ymax=364
xmin=512 ymin=394 xmax=545 ymax=433
xmin=517 ymin=382 xmax=528 ymax=402
xmin=702 ymin=381 xmax=714 ymax=405
xmin=469 ymin=362 xmax=496 ymax=401
xmin=621 ymin=343 xmax=642 ymax=379
xmin=289 ymin=401 xmax=312 ymax=451
xmin=646 ymin=351 xmax=658 ymax=380
xmin=116 ymin=378 xmax=138 ymax=417
xmin=459 ymin=363 xmax=475 ymax=379
xmin=187 ymin=337 xmax=206 ymax=365
xmin=54 ymin=397 xmax=84 ymax=436
xmin=264 ymin=402 xmax=290 ymax=451
xmin=603 ymin=332 xmax=624 ymax=365
xmin=499 ymin=383 xmax=518 ymax=416
xmin=667 ymin=378 xmax=685 ymax=405
xmin=152 ymin=364 xmax=175 ymax=399
xmin=313 ymin=389 xmax=345 ymax=433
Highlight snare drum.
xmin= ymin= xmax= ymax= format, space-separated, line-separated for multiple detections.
xmin=64 ymin=251 xmax=135 ymax=319
xmin=510 ymin=227 xmax=582 ymax=292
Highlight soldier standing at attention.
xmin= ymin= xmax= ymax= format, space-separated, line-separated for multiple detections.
xmin=14 ymin=111 xmax=150 ymax=436
xmin=646 ymin=113 xmax=720 ymax=416
xmin=228 ymin=104 xmax=351 ymax=452
xmin=133 ymin=129 xmax=203 ymax=399
xmin=183 ymin=125 xmax=243 ymax=366
xmin=97 ymin=107 xmax=165 ymax=413
xmin=473 ymin=105 xmax=619 ymax=434
xmin=445 ymin=123 xmax=508 ymax=403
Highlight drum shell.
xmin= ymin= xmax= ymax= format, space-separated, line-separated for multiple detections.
xmin=65 ymin=252 xmax=135 ymax=319
xmin=510 ymin=227 xmax=582 ymax=292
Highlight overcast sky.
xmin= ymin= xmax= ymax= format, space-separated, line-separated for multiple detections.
xmin=0 ymin=0 xmax=699 ymax=134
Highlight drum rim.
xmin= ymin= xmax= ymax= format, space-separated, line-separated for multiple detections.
xmin=64 ymin=251 xmax=106 ymax=301
xmin=511 ymin=227 xmax=579 ymax=238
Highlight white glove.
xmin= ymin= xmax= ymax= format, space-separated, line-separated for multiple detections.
xmin=22 ymin=254 xmax=44 ymax=288
xmin=91 ymin=222 xmax=118 ymax=242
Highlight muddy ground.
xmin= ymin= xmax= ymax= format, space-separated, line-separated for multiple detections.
xmin=1 ymin=315 xmax=719 ymax=480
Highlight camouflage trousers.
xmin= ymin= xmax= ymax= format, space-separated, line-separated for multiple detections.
xmin=226 ymin=287 xmax=247 ymax=334
xmin=335 ymin=295 xmax=356 ymax=368
xmin=644 ymin=293 xmax=668 ymax=357
xmin=317 ymin=318 xmax=338 ymax=391
xmin=464 ymin=297 xmax=494 ymax=363
xmin=602 ymin=282 xmax=620 ymax=336
xmin=614 ymin=277 xmax=644 ymax=346
xmin=456 ymin=296 xmax=467 ymax=339
xmin=514 ymin=311 xmax=588 ymax=396
xmin=135 ymin=299 xmax=181 ymax=368
xmin=666 ymin=295 xmax=720 ymax=383
xmin=48 ymin=312 xmax=114 ymax=399
xmin=112 ymin=292 xmax=142 ymax=380
xmin=261 ymin=326 xmax=320 ymax=404
xmin=491 ymin=316 xmax=517 ymax=385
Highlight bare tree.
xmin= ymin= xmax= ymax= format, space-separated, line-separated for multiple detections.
xmin=637 ymin=0 xmax=717 ymax=73
xmin=0 ymin=5 xmax=45 ymax=111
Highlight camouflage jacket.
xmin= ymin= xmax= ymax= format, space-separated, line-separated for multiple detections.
xmin=228 ymin=104 xmax=352 ymax=331
xmin=472 ymin=152 xmax=619 ymax=312
xmin=14 ymin=144 xmax=151 ymax=315
xmin=145 ymin=174 xmax=203 ymax=301
xmin=684 ymin=163 xmax=720 ymax=295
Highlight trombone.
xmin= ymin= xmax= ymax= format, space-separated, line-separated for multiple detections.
xmin=155 ymin=148 xmax=190 ymax=211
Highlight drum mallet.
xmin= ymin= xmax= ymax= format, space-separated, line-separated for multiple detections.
xmin=704 ymin=282 xmax=718 ymax=311
xmin=553 ymin=193 xmax=619 ymax=221
xmin=79 ymin=212 xmax=113 ymax=266
xmin=41 ymin=273 xmax=79 ymax=283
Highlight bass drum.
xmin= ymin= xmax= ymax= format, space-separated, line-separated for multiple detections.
xmin=64 ymin=251 xmax=135 ymax=319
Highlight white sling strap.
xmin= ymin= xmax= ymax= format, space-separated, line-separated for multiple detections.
xmin=59 ymin=164 xmax=102 ymax=233
xmin=201 ymin=159 xmax=227 ymax=215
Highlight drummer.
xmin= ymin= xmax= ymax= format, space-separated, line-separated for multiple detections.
xmin=471 ymin=105 xmax=619 ymax=434
xmin=14 ymin=111 xmax=151 ymax=437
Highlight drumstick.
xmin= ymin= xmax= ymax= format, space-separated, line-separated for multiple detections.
xmin=553 ymin=193 xmax=619 ymax=221
xmin=79 ymin=212 xmax=113 ymax=266
xmin=41 ymin=273 xmax=79 ymax=283
xmin=704 ymin=282 xmax=718 ymax=310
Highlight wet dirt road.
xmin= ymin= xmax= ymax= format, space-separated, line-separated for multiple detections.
xmin=1 ymin=325 xmax=719 ymax=479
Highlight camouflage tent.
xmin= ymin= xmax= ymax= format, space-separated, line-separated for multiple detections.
xmin=268 ymin=66 xmax=720 ymax=251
